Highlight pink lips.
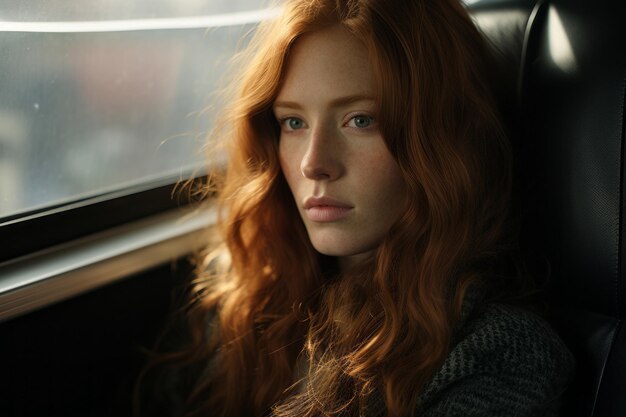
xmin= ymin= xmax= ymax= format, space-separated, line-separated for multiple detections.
xmin=303 ymin=196 xmax=353 ymax=222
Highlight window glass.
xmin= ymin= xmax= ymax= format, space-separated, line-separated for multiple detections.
xmin=0 ymin=0 xmax=264 ymax=21
xmin=0 ymin=1 xmax=276 ymax=219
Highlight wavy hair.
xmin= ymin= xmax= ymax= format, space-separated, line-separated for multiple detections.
xmin=146 ymin=0 xmax=512 ymax=416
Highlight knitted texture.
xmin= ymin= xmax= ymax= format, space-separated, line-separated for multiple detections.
xmin=361 ymin=304 xmax=574 ymax=417
xmin=142 ymin=303 xmax=574 ymax=417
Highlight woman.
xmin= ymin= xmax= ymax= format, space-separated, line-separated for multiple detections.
xmin=138 ymin=0 xmax=573 ymax=416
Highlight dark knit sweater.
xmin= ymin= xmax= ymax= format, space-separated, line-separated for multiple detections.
xmin=142 ymin=302 xmax=574 ymax=417
xmin=362 ymin=303 xmax=574 ymax=416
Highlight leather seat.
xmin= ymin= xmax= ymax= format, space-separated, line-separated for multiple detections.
xmin=471 ymin=0 xmax=626 ymax=416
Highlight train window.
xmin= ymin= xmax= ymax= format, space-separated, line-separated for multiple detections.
xmin=0 ymin=1 xmax=277 ymax=220
xmin=0 ymin=1 xmax=277 ymax=321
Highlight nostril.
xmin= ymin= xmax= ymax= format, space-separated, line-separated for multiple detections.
xmin=301 ymin=164 xmax=331 ymax=179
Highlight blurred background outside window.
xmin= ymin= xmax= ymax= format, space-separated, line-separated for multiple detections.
xmin=0 ymin=0 xmax=275 ymax=219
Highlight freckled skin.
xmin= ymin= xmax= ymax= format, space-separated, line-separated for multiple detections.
xmin=274 ymin=25 xmax=408 ymax=270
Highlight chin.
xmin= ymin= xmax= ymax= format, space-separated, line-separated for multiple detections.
xmin=309 ymin=236 xmax=378 ymax=259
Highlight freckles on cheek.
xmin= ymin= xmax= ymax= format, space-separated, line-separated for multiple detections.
xmin=279 ymin=142 xmax=302 ymax=181
xmin=358 ymin=154 xmax=390 ymax=179
xmin=358 ymin=157 xmax=379 ymax=170
xmin=278 ymin=146 xmax=297 ymax=190
xmin=278 ymin=143 xmax=288 ymax=174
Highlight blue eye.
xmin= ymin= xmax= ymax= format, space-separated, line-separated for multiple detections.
xmin=282 ymin=117 xmax=304 ymax=131
xmin=348 ymin=115 xmax=374 ymax=128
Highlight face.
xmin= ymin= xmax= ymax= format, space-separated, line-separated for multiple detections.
xmin=274 ymin=25 xmax=408 ymax=270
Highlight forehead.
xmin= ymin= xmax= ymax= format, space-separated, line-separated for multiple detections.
xmin=276 ymin=25 xmax=375 ymax=102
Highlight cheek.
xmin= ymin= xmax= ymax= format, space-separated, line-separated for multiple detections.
xmin=384 ymin=159 xmax=407 ymax=202
xmin=278 ymin=141 xmax=299 ymax=190
xmin=363 ymin=153 xmax=407 ymax=216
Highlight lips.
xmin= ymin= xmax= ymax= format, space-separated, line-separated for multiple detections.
xmin=303 ymin=196 xmax=353 ymax=222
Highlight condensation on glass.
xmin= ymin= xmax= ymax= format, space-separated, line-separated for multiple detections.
xmin=0 ymin=0 xmax=275 ymax=219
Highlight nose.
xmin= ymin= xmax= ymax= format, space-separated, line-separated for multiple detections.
xmin=300 ymin=124 xmax=343 ymax=180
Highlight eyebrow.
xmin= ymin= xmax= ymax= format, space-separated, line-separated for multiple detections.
xmin=273 ymin=94 xmax=376 ymax=110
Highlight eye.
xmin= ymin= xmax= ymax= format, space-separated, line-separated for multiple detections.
xmin=280 ymin=117 xmax=305 ymax=131
xmin=347 ymin=115 xmax=375 ymax=129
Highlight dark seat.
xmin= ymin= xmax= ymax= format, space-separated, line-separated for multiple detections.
xmin=471 ymin=0 xmax=626 ymax=416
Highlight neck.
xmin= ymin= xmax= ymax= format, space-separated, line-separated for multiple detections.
xmin=338 ymin=250 xmax=376 ymax=273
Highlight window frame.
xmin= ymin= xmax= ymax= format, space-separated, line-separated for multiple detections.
xmin=0 ymin=4 xmax=276 ymax=322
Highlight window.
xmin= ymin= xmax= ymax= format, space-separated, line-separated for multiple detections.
xmin=0 ymin=0 xmax=278 ymax=220
xmin=0 ymin=1 xmax=277 ymax=321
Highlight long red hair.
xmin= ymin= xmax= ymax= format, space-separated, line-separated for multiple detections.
xmin=155 ymin=0 xmax=512 ymax=416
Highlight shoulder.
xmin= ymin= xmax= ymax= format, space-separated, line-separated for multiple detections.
xmin=455 ymin=303 xmax=573 ymax=374
xmin=417 ymin=304 xmax=575 ymax=417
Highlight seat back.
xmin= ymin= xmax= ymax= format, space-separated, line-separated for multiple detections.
xmin=522 ymin=0 xmax=626 ymax=415
xmin=472 ymin=0 xmax=626 ymax=415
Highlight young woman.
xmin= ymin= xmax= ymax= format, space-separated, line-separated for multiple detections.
xmin=138 ymin=0 xmax=573 ymax=416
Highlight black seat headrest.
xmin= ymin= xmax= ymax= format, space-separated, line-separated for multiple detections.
xmin=471 ymin=0 xmax=626 ymax=415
